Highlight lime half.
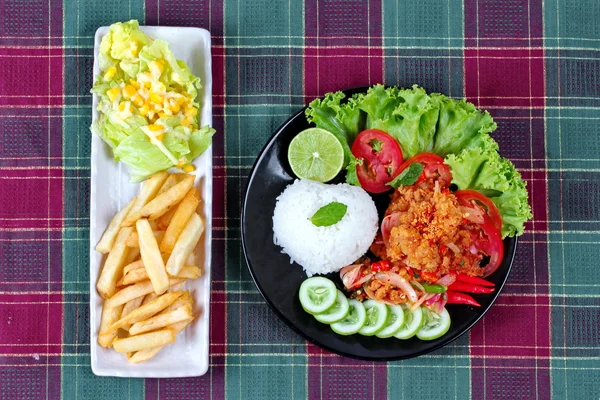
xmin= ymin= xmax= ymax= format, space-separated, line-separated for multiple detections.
xmin=288 ymin=128 xmax=344 ymax=182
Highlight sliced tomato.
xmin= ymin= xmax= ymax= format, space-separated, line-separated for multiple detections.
xmin=397 ymin=153 xmax=452 ymax=187
xmin=475 ymin=221 xmax=504 ymax=277
xmin=455 ymin=190 xmax=503 ymax=234
xmin=351 ymin=129 xmax=404 ymax=193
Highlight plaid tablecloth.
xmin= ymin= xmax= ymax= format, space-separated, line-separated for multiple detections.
xmin=1 ymin=0 xmax=599 ymax=399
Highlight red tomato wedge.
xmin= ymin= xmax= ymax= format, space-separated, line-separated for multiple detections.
xmin=475 ymin=221 xmax=504 ymax=277
xmin=397 ymin=153 xmax=452 ymax=187
xmin=351 ymin=129 xmax=404 ymax=193
xmin=455 ymin=190 xmax=503 ymax=234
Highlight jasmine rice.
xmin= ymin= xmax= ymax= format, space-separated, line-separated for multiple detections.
xmin=273 ymin=179 xmax=379 ymax=276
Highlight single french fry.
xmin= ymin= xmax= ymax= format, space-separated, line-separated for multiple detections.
xmin=122 ymin=296 xmax=144 ymax=318
xmin=113 ymin=329 xmax=176 ymax=353
xmin=107 ymin=278 xmax=185 ymax=307
xmin=123 ymin=259 xmax=145 ymax=276
xmin=121 ymin=172 xmax=169 ymax=227
xmin=122 ymin=176 xmax=195 ymax=225
xmin=129 ymin=305 xmax=192 ymax=335
xmin=166 ymin=213 xmax=204 ymax=276
xmin=160 ymin=188 xmax=200 ymax=253
xmin=124 ymin=265 xmax=200 ymax=285
xmin=137 ymin=219 xmax=169 ymax=295
xmin=126 ymin=230 xmax=165 ymax=248
xmin=142 ymin=291 xmax=158 ymax=306
xmin=96 ymin=198 xmax=136 ymax=254
xmin=123 ymin=246 xmax=140 ymax=265
xmin=106 ymin=291 xmax=185 ymax=334
xmin=155 ymin=206 xmax=177 ymax=231
xmin=162 ymin=291 xmax=193 ymax=313
xmin=128 ymin=318 xmax=193 ymax=363
xmin=96 ymin=227 xmax=134 ymax=299
xmin=98 ymin=303 xmax=124 ymax=348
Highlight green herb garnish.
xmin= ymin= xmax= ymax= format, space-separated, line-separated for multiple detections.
xmin=309 ymin=202 xmax=348 ymax=227
xmin=387 ymin=163 xmax=424 ymax=188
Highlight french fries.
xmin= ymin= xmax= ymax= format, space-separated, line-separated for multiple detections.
xmin=104 ymin=292 xmax=184 ymax=334
xmin=96 ymin=227 xmax=134 ymax=299
xmin=96 ymin=198 xmax=136 ymax=254
xmin=166 ymin=213 xmax=204 ymax=276
xmin=95 ymin=172 xmax=204 ymax=363
xmin=123 ymin=265 xmax=201 ymax=285
xmin=161 ymin=188 xmax=200 ymax=253
xmin=129 ymin=305 xmax=192 ymax=335
xmin=122 ymin=172 xmax=169 ymax=226
xmin=126 ymin=230 xmax=165 ymax=248
xmin=113 ymin=329 xmax=176 ymax=353
xmin=122 ymin=175 xmax=195 ymax=226
xmin=137 ymin=219 xmax=169 ymax=295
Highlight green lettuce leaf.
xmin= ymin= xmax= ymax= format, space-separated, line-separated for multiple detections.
xmin=188 ymin=126 xmax=216 ymax=159
xmin=431 ymin=95 xmax=497 ymax=156
xmin=113 ymin=132 xmax=174 ymax=182
xmin=99 ymin=20 xmax=152 ymax=71
xmin=445 ymin=142 xmax=532 ymax=237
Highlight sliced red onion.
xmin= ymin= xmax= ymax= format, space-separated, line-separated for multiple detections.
xmin=381 ymin=212 xmax=401 ymax=245
xmin=446 ymin=242 xmax=461 ymax=254
xmin=409 ymin=293 xmax=429 ymax=311
xmin=340 ymin=264 xmax=362 ymax=289
xmin=436 ymin=273 xmax=456 ymax=287
xmin=375 ymin=272 xmax=418 ymax=303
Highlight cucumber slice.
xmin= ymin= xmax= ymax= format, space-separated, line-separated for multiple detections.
xmin=358 ymin=300 xmax=389 ymax=336
xmin=375 ymin=305 xmax=405 ymax=338
xmin=331 ymin=299 xmax=366 ymax=335
xmin=416 ymin=307 xmax=451 ymax=341
xmin=299 ymin=277 xmax=337 ymax=315
xmin=394 ymin=304 xmax=424 ymax=340
xmin=315 ymin=290 xmax=349 ymax=324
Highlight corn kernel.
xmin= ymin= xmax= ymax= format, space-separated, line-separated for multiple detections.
xmin=156 ymin=133 xmax=164 ymax=141
xmin=181 ymin=117 xmax=192 ymax=126
xmin=103 ymin=66 xmax=117 ymax=80
xmin=139 ymin=104 xmax=149 ymax=115
xmin=122 ymin=85 xmax=137 ymax=98
xmin=107 ymin=87 xmax=121 ymax=102
xmin=129 ymin=79 xmax=140 ymax=89
xmin=175 ymin=96 xmax=186 ymax=105
xmin=185 ymin=107 xmax=198 ymax=118
xmin=143 ymin=81 xmax=152 ymax=89
xmin=118 ymin=101 xmax=128 ymax=112
xmin=147 ymin=124 xmax=164 ymax=132
xmin=170 ymin=103 xmax=180 ymax=113
xmin=132 ymin=96 xmax=144 ymax=108
xmin=150 ymin=92 xmax=163 ymax=104
xmin=183 ymin=164 xmax=195 ymax=173
xmin=158 ymin=112 xmax=168 ymax=118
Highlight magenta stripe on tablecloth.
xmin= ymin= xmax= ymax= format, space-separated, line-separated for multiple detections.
xmin=304 ymin=0 xmax=383 ymax=100
xmin=465 ymin=1 xmax=550 ymax=397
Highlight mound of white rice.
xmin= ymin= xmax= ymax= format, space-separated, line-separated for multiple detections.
xmin=273 ymin=179 xmax=379 ymax=276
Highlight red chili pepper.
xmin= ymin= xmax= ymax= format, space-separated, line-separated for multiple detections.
xmin=446 ymin=291 xmax=481 ymax=307
xmin=371 ymin=260 xmax=391 ymax=272
xmin=448 ymin=282 xmax=495 ymax=294
xmin=439 ymin=244 xmax=448 ymax=256
xmin=455 ymin=273 xmax=495 ymax=287
xmin=420 ymin=271 xmax=440 ymax=283
xmin=442 ymin=188 xmax=450 ymax=194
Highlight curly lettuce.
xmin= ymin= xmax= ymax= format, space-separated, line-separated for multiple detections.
xmin=305 ymin=84 xmax=532 ymax=237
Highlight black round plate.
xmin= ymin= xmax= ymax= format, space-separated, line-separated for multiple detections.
xmin=241 ymin=87 xmax=517 ymax=361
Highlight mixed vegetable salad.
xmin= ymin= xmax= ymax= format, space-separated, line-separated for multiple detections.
xmin=293 ymin=85 xmax=532 ymax=341
xmin=91 ymin=20 xmax=215 ymax=182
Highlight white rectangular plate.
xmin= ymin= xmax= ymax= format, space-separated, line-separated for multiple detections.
xmin=90 ymin=25 xmax=212 ymax=378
